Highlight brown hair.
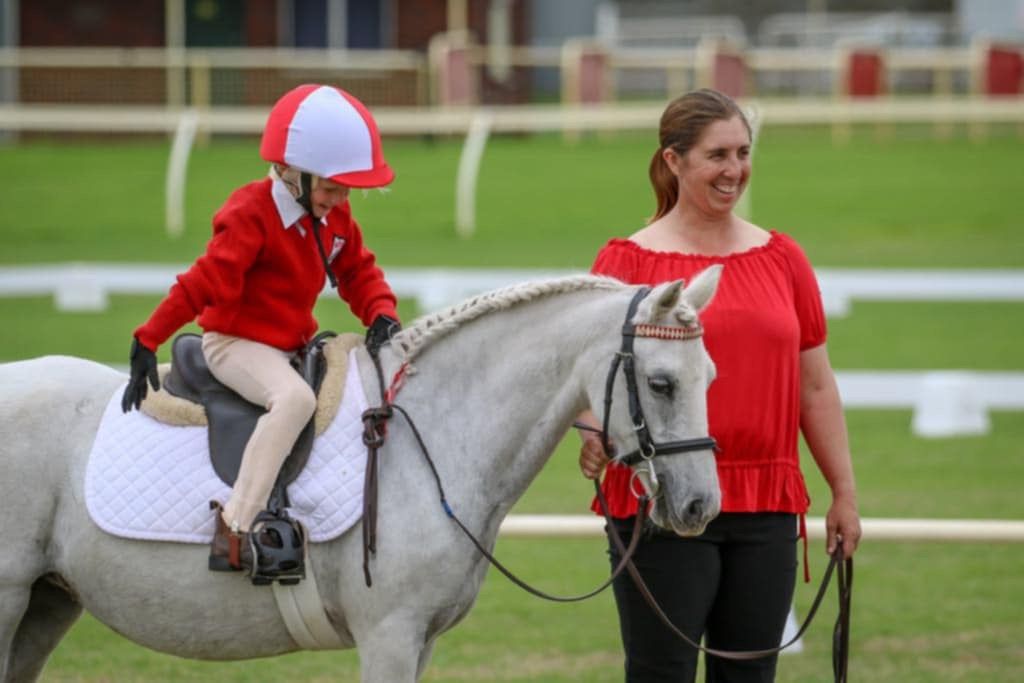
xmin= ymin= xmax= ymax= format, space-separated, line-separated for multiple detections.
xmin=649 ymin=88 xmax=751 ymax=221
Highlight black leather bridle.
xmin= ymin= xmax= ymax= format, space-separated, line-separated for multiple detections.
xmin=599 ymin=287 xmax=718 ymax=478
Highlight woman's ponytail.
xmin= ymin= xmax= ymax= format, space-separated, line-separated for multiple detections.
xmin=648 ymin=147 xmax=678 ymax=222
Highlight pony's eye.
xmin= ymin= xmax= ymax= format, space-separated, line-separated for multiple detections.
xmin=648 ymin=376 xmax=675 ymax=398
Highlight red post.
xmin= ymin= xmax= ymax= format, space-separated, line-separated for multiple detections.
xmin=711 ymin=51 xmax=747 ymax=99
xmin=561 ymin=40 xmax=610 ymax=105
xmin=429 ymin=32 xmax=478 ymax=107
xmin=984 ymin=44 xmax=1023 ymax=95
xmin=695 ymin=39 xmax=748 ymax=99
xmin=846 ymin=50 xmax=886 ymax=97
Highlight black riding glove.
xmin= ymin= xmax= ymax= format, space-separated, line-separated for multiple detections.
xmin=121 ymin=337 xmax=160 ymax=413
xmin=365 ymin=315 xmax=401 ymax=358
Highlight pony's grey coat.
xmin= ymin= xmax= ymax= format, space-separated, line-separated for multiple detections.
xmin=0 ymin=271 xmax=722 ymax=682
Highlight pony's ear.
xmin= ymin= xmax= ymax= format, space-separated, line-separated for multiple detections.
xmin=680 ymin=264 xmax=723 ymax=313
xmin=634 ymin=280 xmax=684 ymax=325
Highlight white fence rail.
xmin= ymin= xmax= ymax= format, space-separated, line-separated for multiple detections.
xmin=4 ymin=98 xmax=1024 ymax=136
xmin=837 ymin=371 xmax=1024 ymax=437
xmin=2 ymin=264 xmax=1021 ymax=437
xmin=499 ymin=516 xmax=1024 ymax=541
xmin=1 ymin=263 xmax=1022 ymax=317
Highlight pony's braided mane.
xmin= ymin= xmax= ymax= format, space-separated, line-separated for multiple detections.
xmin=392 ymin=274 xmax=625 ymax=363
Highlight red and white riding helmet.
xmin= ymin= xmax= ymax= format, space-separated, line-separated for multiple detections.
xmin=260 ymin=84 xmax=394 ymax=188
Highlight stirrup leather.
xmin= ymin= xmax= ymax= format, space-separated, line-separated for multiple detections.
xmin=208 ymin=501 xmax=253 ymax=573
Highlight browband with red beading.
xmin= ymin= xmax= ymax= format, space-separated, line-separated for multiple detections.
xmin=632 ymin=323 xmax=703 ymax=341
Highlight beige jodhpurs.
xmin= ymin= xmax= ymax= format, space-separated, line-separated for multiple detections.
xmin=202 ymin=332 xmax=316 ymax=532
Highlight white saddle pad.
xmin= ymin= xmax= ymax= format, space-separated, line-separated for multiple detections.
xmin=85 ymin=349 xmax=368 ymax=544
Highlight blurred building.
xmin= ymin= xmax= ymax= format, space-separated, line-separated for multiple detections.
xmin=13 ymin=0 xmax=1022 ymax=52
xmin=8 ymin=1 xmax=531 ymax=54
xmin=4 ymin=1 xmax=533 ymax=105
xmin=0 ymin=0 xmax=1020 ymax=105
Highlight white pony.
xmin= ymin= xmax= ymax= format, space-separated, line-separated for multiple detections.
xmin=0 ymin=268 xmax=722 ymax=682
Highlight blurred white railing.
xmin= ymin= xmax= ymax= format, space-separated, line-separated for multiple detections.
xmin=2 ymin=263 xmax=1022 ymax=437
xmin=1 ymin=263 xmax=1021 ymax=316
xmin=500 ymin=516 xmax=1024 ymax=541
xmin=3 ymin=98 xmax=1024 ymax=135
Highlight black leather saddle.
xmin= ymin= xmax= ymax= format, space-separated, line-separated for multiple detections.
xmin=162 ymin=332 xmax=334 ymax=510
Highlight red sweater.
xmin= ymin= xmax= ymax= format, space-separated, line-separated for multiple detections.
xmin=590 ymin=231 xmax=826 ymax=517
xmin=135 ymin=177 xmax=398 ymax=352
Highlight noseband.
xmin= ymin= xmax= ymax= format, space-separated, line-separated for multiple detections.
xmin=600 ymin=287 xmax=718 ymax=477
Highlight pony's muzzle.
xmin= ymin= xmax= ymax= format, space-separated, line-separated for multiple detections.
xmin=651 ymin=470 xmax=721 ymax=537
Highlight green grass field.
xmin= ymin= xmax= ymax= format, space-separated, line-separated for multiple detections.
xmin=1 ymin=125 xmax=1022 ymax=681
xmin=3 ymin=126 xmax=1023 ymax=268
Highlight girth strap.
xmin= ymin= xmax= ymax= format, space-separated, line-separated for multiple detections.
xmin=271 ymin=545 xmax=346 ymax=650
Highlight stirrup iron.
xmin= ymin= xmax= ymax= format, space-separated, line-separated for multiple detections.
xmin=248 ymin=509 xmax=306 ymax=586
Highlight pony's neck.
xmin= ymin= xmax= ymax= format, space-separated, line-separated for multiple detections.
xmin=391 ymin=286 xmax=626 ymax=515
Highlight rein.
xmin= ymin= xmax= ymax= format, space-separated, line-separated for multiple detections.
xmin=393 ymin=401 xmax=651 ymax=602
xmin=359 ymin=353 xmax=650 ymax=599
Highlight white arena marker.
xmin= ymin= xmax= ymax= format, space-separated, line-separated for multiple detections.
xmin=912 ymin=371 xmax=991 ymax=437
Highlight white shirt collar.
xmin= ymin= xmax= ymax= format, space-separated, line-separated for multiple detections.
xmin=269 ymin=166 xmax=325 ymax=230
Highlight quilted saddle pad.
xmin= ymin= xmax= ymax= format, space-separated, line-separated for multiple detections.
xmin=85 ymin=348 xmax=368 ymax=544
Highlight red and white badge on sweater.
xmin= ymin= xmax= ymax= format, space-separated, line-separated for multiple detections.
xmin=327 ymin=236 xmax=346 ymax=263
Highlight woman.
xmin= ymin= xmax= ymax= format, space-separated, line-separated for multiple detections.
xmin=121 ymin=84 xmax=401 ymax=576
xmin=577 ymin=88 xmax=861 ymax=682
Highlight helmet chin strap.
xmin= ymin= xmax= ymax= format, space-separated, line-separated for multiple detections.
xmin=297 ymin=171 xmax=315 ymax=217
xmin=297 ymin=171 xmax=339 ymax=289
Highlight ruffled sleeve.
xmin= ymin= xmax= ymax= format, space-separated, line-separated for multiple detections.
xmin=778 ymin=233 xmax=827 ymax=350
xmin=590 ymin=239 xmax=641 ymax=281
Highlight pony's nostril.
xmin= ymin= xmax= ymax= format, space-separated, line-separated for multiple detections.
xmin=686 ymin=499 xmax=704 ymax=520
